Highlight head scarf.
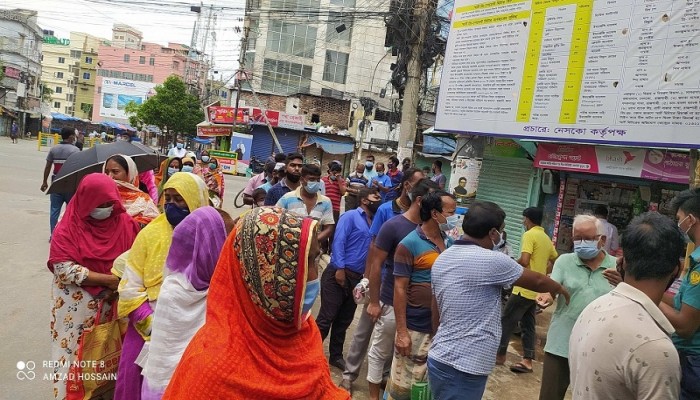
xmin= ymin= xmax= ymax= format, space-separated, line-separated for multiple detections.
xmin=103 ymin=154 xmax=159 ymax=225
xmin=166 ymin=207 xmax=227 ymax=290
xmin=48 ymin=173 xmax=140 ymax=296
xmin=155 ymin=157 xmax=182 ymax=195
xmin=163 ymin=207 xmax=349 ymax=400
xmin=118 ymin=172 xmax=210 ymax=317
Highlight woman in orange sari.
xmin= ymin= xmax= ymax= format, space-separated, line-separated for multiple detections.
xmin=163 ymin=207 xmax=350 ymax=400
xmin=104 ymin=154 xmax=160 ymax=226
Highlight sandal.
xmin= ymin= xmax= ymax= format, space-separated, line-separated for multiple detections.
xmin=510 ymin=362 xmax=533 ymax=373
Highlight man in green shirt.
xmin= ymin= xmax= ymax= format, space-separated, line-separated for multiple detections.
xmin=535 ymin=214 xmax=620 ymax=400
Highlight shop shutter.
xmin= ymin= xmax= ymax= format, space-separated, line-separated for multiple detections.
xmin=276 ymin=129 xmax=301 ymax=154
xmin=250 ymin=127 xmax=274 ymax=162
xmin=476 ymin=157 xmax=537 ymax=255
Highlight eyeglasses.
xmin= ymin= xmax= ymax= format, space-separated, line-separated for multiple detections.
xmin=572 ymin=235 xmax=601 ymax=245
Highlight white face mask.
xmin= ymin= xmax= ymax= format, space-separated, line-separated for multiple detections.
xmin=90 ymin=205 xmax=114 ymax=220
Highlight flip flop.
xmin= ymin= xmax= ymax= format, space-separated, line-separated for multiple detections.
xmin=510 ymin=362 xmax=533 ymax=373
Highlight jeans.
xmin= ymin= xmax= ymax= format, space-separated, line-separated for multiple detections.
xmin=50 ymin=192 xmax=73 ymax=235
xmin=498 ymin=293 xmax=536 ymax=360
xmin=680 ymin=351 xmax=700 ymax=400
xmin=316 ymin=265 xmax=362 ymax=360
xmin=427 ymin=357 xmax=488 ymax=400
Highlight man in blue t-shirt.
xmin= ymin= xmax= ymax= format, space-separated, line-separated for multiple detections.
xmin=364 ymin=178 xmax=439 ymax=400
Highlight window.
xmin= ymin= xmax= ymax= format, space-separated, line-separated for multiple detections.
xmin=323 ymin=50 xmax=349 ymax=84
xmin=41 ymin=54 xmax=44 ymax=61
xmin=85 ymin=57 xmax=93 ymax=64
xmin=123 ymin=54 xmax=130 ymax=62
xmin=123 ymin=72 xmax=134 ymax=80
xmin=139 ymin=56 xmax=145 ymax=64
xmin=55 ymin=86 xmax=63 ymax=94
xmin=53 ymin=101 xmax=61 ymax=109
xmin=261 ymin=58 xmax=312 ymax=94
xmin=67 ymin=79 xmax=73 ymax=86
xmin=83 ymin=72 xmax=91 ymax=80
xmin=326 ymin=13 xmax=353 ymax=46
xmin=70 ymin=50 xmax=82 ymax=58
xmin=173 ymin=61 xmax=180 ymax=70
xmin=56 ymin=72 xmax=64 ymax=79
xmin=58 ymin=57 xmax=65 ymax=64
xmin=67 ymin=94 xmax=75 ymax=102
xmin=270 ymin=0 xmax=320 ymax=19
xmin=266 ymin=21 xmax=317 ymax=58
xmin=330 ymin=0 xmax=356 ymax=6
xmin=149 ymin=57 xmax=155 ymax=66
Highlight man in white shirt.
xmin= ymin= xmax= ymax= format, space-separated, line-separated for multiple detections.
xmin=594 ymin=205 xmax=619 ymax=255
xmin=569 ymin=212 xmax=684 ymax=400
xmin=168 ymin=138 xmax=187 ymax=158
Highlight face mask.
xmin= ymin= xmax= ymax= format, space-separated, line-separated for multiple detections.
xmin=167 ymin=167 xmax=178 ymax=176
xmin=201 ymin=155 xmax=210 ymax=162
xmin=365 ymin=161 xmax=374 ymax=170
xmin=164 ymin=203 xmax=190 ymax=227
xmin=491 ymin=230 xmax=505 ymax=250
xmin=438 ymin=213 xmax=459 ymax=232
xmin=305 ymin=181 xmax=322 ymax=194
xmin=574 ymin=240 xmax=601 ymax=260
xmin=182 ymin=165 xmax=194 ymax=173
xmin=377 ymin=172 xmax=385 ymax=177
xmin=90 ymin=205 xmax=113 ymax=220
xmin=367 ymin=200 xmax=380 ymax=215
xmin=176 ymin=143 xmax=184 ymax=149
xmin=302 ymin=278 xmax=320 ymax=317
xmin=208 ymin=163 xmax=217 ymax=170
xmin=679 ymin=215 xmax=695 ymax=242
xmin=329 ymin=174 xmax=337 ymax=181
xmin=287 ymin=173 xmax=301 ymax=183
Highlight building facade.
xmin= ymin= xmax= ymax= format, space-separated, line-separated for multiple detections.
xmin=71 ymin=32 xmax=106 ymax=120
xmin=0 ymin=8 xmax=43 ymax=135
xmin=40 ymin=31 xmax=73 ymax=115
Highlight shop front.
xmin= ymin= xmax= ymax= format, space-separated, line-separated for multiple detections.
xmin=534 ymin=143 xmax=690 ymax=254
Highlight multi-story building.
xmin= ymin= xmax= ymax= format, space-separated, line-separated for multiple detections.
xmin=0 ymin=8 xmax=43 ymax=135
xmin=41 ymin=30 xmax=73 ymax=115
xmin=71 ymin=32 xmax=106 ymax=120
xmin=92 ymin=25 xmax=204 ymax=124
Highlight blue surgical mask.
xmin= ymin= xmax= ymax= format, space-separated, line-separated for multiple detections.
xmin=164 ymin=203 xmax=190 ymax=227
xmin=201 ymin=155 xmax=210 ymax=162
xmin=438 ymin=214 xmax=459 ymax=232
xmin=574 ymin=240 xmax=601 ymax=260
xmin=176 ymin=143 xmax=184 ymax=149
xmin=167 ymin=167 xmax=178 ymax=176
xmin=90 ymin=205 xmax=113 ymax=220
xmin=302 ymin=278 xmax=320 ymax=316
xmin=208 ymin=162 xmax=217 ymax=170
xmin=365 ymin=161 xmax=374 ymax=170
xmin=182 ymin=165 xmax=194 ymax=173
xmin=377 ymin=172 xmax=385 ymax=177
xmin=305 ymin=181 xmax=322 ymax=194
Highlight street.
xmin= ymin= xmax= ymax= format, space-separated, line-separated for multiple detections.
xmin=0 ymin=138 xmax=565 ymax=399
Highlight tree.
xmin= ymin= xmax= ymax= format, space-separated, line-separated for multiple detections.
xmin=124 ymin=101 xmax=143 ymax=130
xmin=41 ymin=82 xmax=54 ymax=103
xmin=130 ymin=75 xmax=203 ymax=144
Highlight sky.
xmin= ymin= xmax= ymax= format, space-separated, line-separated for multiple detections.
xmin=3 ymin=0 xmax=245 ymax=83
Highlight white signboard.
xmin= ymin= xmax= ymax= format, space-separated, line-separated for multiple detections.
xmin=100 ymin=78 xmax=156 ymax=120
xmin=436 ymin=0 xmax=700 ymax=148
xmin=278 ymin=113 xmax=305 ymax=130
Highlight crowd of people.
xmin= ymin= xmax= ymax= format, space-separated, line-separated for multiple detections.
xmin=44 ymin=134 xmax=700 ymax=400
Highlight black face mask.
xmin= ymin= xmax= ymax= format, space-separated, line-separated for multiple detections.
xmin=286 ymin=173 xmax=301 ymax=183
xmin=367 ymin=201 xmax=380 ymax=215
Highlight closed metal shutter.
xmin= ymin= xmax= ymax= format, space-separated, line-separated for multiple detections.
xmin=476 ymin=156 xmax=537 ymax=254
xmin=276 ymin=128 xmax=301 ymax=155
xmin=250 ymin=127 xmax=274 ymax=162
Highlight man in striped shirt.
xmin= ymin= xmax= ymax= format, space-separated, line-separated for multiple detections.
xmin=40 ymin=128 xmax=80 ymax=238
xmin=321 ymin=161 xmax=347 ymax=223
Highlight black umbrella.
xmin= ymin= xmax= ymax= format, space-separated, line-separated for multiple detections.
xmin=46 ymin=142 xmax=163 ymax=194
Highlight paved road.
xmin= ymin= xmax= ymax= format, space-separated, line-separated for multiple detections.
xmin=0 ymin=138 xmax=564 ymax=399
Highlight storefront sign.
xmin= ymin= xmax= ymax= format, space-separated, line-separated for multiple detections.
xmin=278 ymin=113 xmax=305 ymax=130
xmin=197 ymin=125 xmax=232 ymax=137
xmin=436 ymin=0 xmax=700 ymax=148
xmin=209 ymin=150 xmax=237 ymax=175
xmin=207 ymin=106 xmax=247 ymax=124
xmin=535 ymin=144 xmax=690 ymax=184
xmin=43 ymin=36 xmax=70 ymax=46
xmin=491 ymin=139 xmax=529 ymax=158
xmin=4 ymin=66 xmax=21 ymax=80
xmin=251 ymin=108 xmax=280 ymax=127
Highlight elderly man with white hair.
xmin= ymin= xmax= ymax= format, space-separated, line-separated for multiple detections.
xmin=535 ymin=214 xmax=622 ymax=400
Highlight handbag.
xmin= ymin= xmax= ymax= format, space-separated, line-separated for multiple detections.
xmin=67 ymin=298 xmax=127 ymax=400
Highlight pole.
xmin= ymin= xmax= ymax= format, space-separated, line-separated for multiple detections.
xmin=397 ymin=0 xmax=431 ymax=162
xmin=243 ymin=71 xmax=283 ymax=153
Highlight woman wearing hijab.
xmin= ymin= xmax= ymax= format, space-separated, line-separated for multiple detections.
xmin=154 ymin=157 xmax=182 ymax=193
xmin=163 ymin=207 xmax=350 ymax=400
xmin=103 ymin=154 xmax=160 ymax=226
xmin=140 ymin=207 xmax=233 ymax=400
xmin=115 ymin=172 xmax=210 ymax=400
xmin=48 ymin=174 xmax=140 ymax=400
xmin=202 ymin=157 xmax=225 ymax=206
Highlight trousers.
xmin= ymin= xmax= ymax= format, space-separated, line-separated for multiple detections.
xmin=498 ymin=293 xmax=536 ymax=360
xmin=316 ymin=265 xmax=362 ymax=360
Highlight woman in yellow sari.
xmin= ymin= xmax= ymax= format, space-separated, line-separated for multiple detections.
xmin=115 ymin=172 xmax=209 ymax=400
xmin=103 ymin=154 xmax=160 ymax=226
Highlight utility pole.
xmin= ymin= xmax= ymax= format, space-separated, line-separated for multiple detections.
xmin=397 ymin=0 xmax=433 ymax=162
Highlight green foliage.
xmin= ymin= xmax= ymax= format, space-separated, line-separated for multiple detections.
xmin=41 ymin=83 xmax=54 ymax=103
xmin=124 ymin=101 xmax=143 ymax=129
xmin=131 ymin=75 xmax=203 ymax=138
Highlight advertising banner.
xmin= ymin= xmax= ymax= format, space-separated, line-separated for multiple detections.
xmin=197 ymin=125 xmax=232 ymax=137
xmin=449 ymin=156 xmax=482 ymax=206
xmin=207 ymin=106 xmax=247 ymax=124
xmin=209 ymin=150 xmax=237 ymax=175
xmin=278 ymin=113 xmax=305 ymax=130
xmin=100 ymin=78 xmax=155 ymax=120
xmin=436 ymin=0 xmax=700 ymax=148
xmin=250 ymin=108 xmax=280 ymax=126
xmin=534 ymin=144 xmax=690 ymax=184
xmin=231 ymin=132 xmax=254 ymax=173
